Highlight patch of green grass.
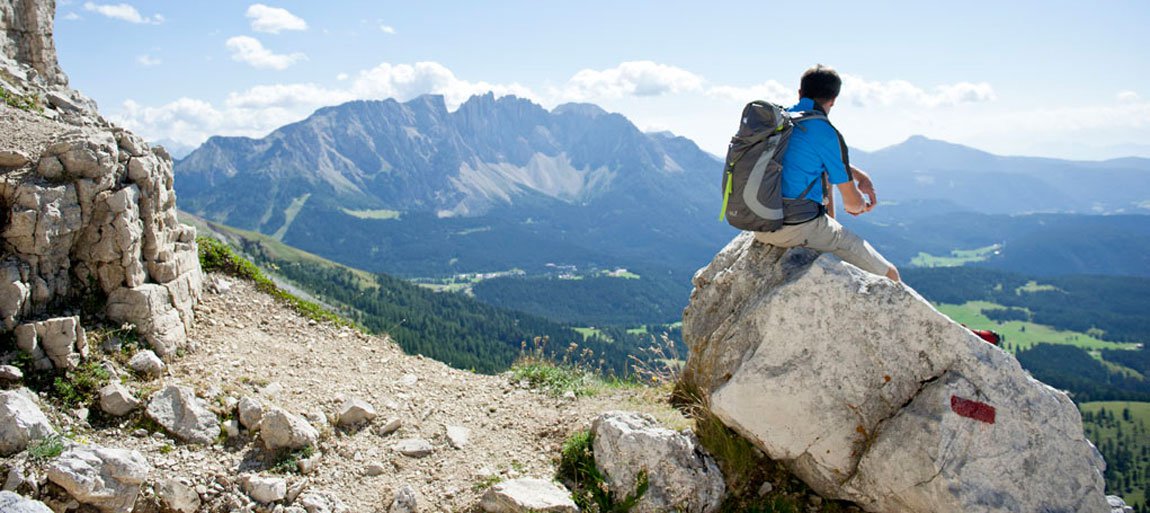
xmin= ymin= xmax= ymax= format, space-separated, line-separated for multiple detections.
xmin=272 ymin=194 xmax=312 ymax=240
xmin=198 ymin=236 xmax=351 ymax=328
xmin=574 ymin=327 xmax=607 ymax=341
xmin=27 ymin=434 xmax=65 ymax=461
xmin=50 ymin=361 xmax=110 ymax=408
xmin=340 ymin=208 xmax=401 ymax=220
xmin=0 ymin=86 xmax=41 ymax=112
xmin=910 ymin=244 xmax=1001 ymax=268
xmin=1015 ymin=280 xmax=1060 ymax=294
xmin=270 ymin=445 xmax=316 ymax=474
xmin=472 ymin=474 xmax=504 ymax=493
xmin=510 ymin=358 xmax=597 ymax=397
xmin=557 ymin=429 xmax=649 ymax=512
xmin=936 ymin=301 xmax=1139 ymax=353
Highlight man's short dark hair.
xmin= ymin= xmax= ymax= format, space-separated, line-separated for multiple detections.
xmin=800 ymin=64 xmax=842 ymax=102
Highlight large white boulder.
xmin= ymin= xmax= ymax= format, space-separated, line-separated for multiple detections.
xmin=45 ymin=445 xmax=150 ymax=513
xmin=145 ymin=384 xmax=219 ymax=444
xmin=0 ymin=389 xmax=56 ymax=456
xmin=592 ymin=411 xmax=724 ymax=513
xmin=681 ymin=233 xmax=1109 ymax=513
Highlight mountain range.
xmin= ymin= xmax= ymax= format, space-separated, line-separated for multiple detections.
xmin=174 ymin=94 xmax=1150 ymax=280
xmin=175 ymin=93 xmax=730 ymax=277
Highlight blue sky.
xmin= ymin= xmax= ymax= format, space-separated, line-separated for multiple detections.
xmin=54 ymin=1 xmax=1150 ymax=160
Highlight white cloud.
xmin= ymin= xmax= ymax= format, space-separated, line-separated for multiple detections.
xmin=380 ymin=24 xmax=396 ymax=34
xmin=561 ymin=61 xmax=705 ymax=100
xmin=225 ymin=36 xmax=306 ymax=70
xmin=82 ymin=2 xmax=163 ymax=24
xmin=246 ymin=4 xmax=307 ymax=34
xmin=136 ymin=54 xmax=161 ymax=66
xmin=1117 ymin=90 xmax=1141 ymax=102
xmin=336 ymin=73 xmax=349 ymax=81
xmin=62 ymin=12 xmax=81 ymax=21
xmin=707 ymin=80 xmax=792 ymax=104
xmin=839 ymin=74 xmax=996 ymax=108
xmin=113 ymin=61 xmax=536 ymax=148
xmin=348 ymin=61 xmax=536 ymax=107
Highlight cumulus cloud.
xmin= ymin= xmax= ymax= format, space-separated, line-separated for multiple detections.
xmin=348 ymin=61 xmax=536 ymax=107
xmin=61 ymin=12 xmax=81 ymax=21
xmin=707 ymin=80 xmax=792 ymax=104
xmin=225 ymin=36 xmax=306 ymax=70
xmin=380 ymin=24 xmax=397 ymax=34
xmin=561 ymin=61 xmax=705 ymax=100
xmin=82 ymin=2 xmax=163 ymax=24
xmin=113 ymin=61 xmax=536 ymax=148
xmin=246 ymin=4 xmax=308 ymax=34
xmin=1117 ymin=90 xmax=1141 ymax=102
xmin=840 ymin=74 xmax=996 ymax=108
xmin=136 ymin=54 xmax=161 ymax=66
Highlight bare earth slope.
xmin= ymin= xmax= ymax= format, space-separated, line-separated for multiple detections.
xmin=80 ymin=273 xmax=681 ymax=512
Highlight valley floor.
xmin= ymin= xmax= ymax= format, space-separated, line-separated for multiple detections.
xmin=80 ymin=274 xmax=684 ymax=512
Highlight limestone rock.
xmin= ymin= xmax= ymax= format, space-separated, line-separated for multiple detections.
xmin=0 ymin=491 xmax=53 ymax=513
xmin=128 ymin=349 xmax=164 ymax=377
xmin=337 ymin=398 xmax=376 ymax=427
xmin=0 ymin=364 xmax=23 ymax=382
xmin=0 ymin=0 xmax=68 ymax=85
xmin=1108 ymin=495 xmax=1135 ymax=513
xmin=156 ymin=478 xmax=201 ymax=513
xmin=479 ymin=478 xmax=578 ymax=513
xmin=0 ymin=150 xmax=32 ymax=168
xmin=446 ymin=425 xmax=471 ymax=449
xmin=389 ymin=484 xmax=419 ymax=513
xmin=238 ymin=396 xmax=265 ymax=430
xmin=0 ymin=388 xmax=55 ymax=456
xmin=681 ymin=233 xmax=1109 ymax=513
xmin=297 ymin=491 xmax=349 ymax=513
xmin=13 ymin=316 xmax=86 ymax=369
xmin=592 ymin=411 xmax=724 ymax=513
xmin=145 ymin=385 xmax=219 ymax=445
xmin=260 ymin=407 xmax=319 ymax=451
xmin=243 ymin=475 xmax=287 ymax=504
xmin=46 ymin=445 xmax=150 ymax=513
xmin=106 ymin=285 xmax=187 ymax=357
xmin=394 ymin=438 xmax=434 ymax=458
xmin=98 ymin=383 xmax=139 ymax=417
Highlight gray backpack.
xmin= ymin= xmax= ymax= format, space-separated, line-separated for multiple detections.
xmin=720 ymin=101 xmax=826 ymax=232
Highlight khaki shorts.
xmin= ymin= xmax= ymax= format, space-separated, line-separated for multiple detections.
xmin=753 ymin=215 xmax=894 ymax=277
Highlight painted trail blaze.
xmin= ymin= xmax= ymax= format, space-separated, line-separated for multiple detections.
xmin=950 ymin=395 xmax=996 ymax=424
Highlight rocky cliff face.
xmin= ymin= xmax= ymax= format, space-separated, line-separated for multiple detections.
xmin=682 ymin=233 xmax=1111 ymax=513
xmin=1 ymin=0 xmax=201 ymax=357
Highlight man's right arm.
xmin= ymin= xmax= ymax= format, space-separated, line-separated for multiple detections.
xmin=836 ymin=182 xmax=866 ymax=215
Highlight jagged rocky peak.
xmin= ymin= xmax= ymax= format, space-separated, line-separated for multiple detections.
xmin=682 ymin=233 xmax=1111 ymax=513
xmin=1 ymin=0 xmax=202 ymax=358
xmin=0 ymin=0 xmax=65 ymax=85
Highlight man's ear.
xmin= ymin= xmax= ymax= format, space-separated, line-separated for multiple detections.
xmin=826 ymin=98 xmax=837 ymax=109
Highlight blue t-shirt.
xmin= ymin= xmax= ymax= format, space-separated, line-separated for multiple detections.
xmin=780 ymin=98 xmax=851 ymax=203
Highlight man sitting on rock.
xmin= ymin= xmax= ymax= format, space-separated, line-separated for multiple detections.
xmin=753 ymin=65 xmax=901 ymax=282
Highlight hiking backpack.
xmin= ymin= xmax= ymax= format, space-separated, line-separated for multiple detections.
xmin=719 ymin=101 xmax=827 ymax=232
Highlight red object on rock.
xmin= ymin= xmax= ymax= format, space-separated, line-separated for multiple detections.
xmin=950 ymin=395 xmax=996 ymax=424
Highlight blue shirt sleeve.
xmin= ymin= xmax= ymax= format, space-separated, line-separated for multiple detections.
xmin=810 ymin=120 xmax=851 ymax=185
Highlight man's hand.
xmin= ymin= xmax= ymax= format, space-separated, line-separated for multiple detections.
xmin=851 ymin=165 xmax=877 ymax=213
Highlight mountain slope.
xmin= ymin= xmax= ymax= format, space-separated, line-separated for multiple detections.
xmin=852 ymin=136 xmax=1150 ymax=214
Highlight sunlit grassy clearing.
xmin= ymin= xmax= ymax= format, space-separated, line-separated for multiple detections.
xmin=935 ymin=301 xmax=1140 ymax=353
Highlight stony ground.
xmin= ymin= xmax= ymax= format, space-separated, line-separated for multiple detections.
xmin=6 ymin=273 xmax=685 ymax=512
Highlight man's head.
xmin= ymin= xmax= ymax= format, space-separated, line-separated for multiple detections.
xmin=799 ymin=64 xmax=842 ymax=112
